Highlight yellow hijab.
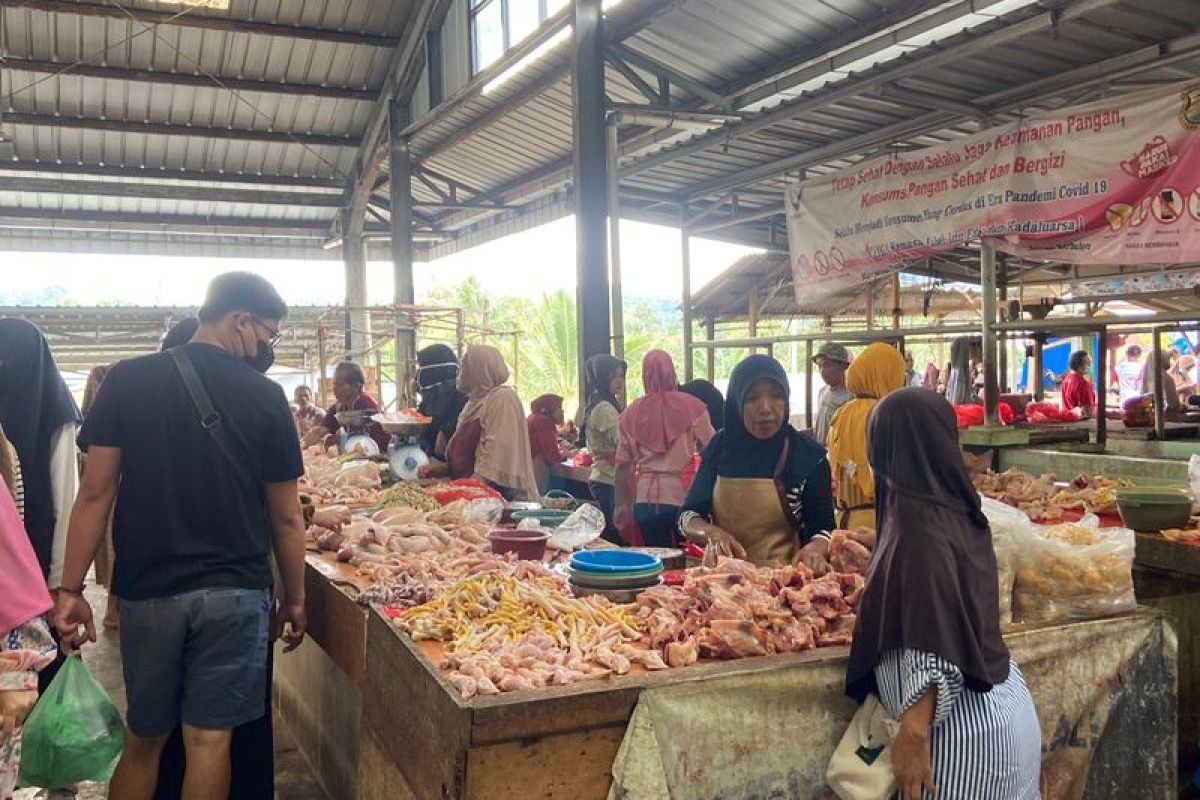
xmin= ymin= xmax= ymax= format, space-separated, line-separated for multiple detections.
xmin=827 ymin=342 xmax=908 ymax=498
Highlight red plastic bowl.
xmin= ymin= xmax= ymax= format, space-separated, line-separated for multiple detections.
xmin=487 ymin=528 xmax=549 ymax=560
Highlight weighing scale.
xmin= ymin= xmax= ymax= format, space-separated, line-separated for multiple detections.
xmin=373 ymin=415 xmax=429 ymax=481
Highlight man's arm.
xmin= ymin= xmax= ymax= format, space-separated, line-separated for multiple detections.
xmin=53 ymin=445 xmax=121 ymax=651
xmin=265 ymin=480 xmax=307 ymax=652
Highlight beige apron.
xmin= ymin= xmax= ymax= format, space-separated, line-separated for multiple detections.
xmin=712 ymin=441 xmax=797 ymax=566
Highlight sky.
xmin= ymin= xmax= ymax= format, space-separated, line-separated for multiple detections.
xmin=5 ymin=216 xmax=760 ymax=307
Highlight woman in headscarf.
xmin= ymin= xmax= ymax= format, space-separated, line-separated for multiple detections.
xmin=578 ymin=354 xmax=627 ymax=543
xmin=615 ymin=352 xmax=715 ymax=548
xmin=0 ymin=482 xmax=58 ymax=800
xmin=416 ymin=343 xmax=468 ymax=459
xmin=424 ymin=345 xmax=538 ymax=500
xmin=943 ymin=336 xmax=981 ymax=405
xmin=846 ymin=388 xmax=1040 ymax=800
xmin=678 ymin=355 xmax=835 ymax=569
xmin=826 ymin=342 xmax=908 ymax=531
xmin=0 ymin=319 xmax=80 ymax=591
xmin=678 ymin=379 xmax=725 ymax=432
xmin=527 ymin=394 xmax=566 ymax=496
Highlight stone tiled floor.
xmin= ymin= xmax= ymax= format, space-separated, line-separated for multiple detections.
xmin=19 ymin=584 xmax=325 ymax=800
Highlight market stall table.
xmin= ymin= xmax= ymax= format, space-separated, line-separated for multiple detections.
xmin=279 ymin=552 xmax=1177 ymax=800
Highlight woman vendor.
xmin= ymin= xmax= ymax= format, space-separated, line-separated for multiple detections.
xmin=827 ymin=342 xmax=907 ymax=530
xmin=301 ymin=361 xmax=390 ymax=452
xmin=616 ymin=351 xmax=715 ymax=548
xmin=846 ymin=388 xmax=1040 ymax=800
xmin=578 ymin=354 xmax=627 ymax=543
xmin=421 ymin=345 xmax=538 ymax=501
xmin=415 ymin=344 xmax=468 ymax=458
xmin=527 ymin=394 xmax=567 ymax=496
xmin=678 ymin=355 xmax=835 ymax=569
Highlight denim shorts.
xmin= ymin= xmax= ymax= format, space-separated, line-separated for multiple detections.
xmin=119 ymin=587 xmax=270 ymax=737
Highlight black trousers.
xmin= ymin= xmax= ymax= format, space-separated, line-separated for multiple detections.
xmin=588 ymin=481 xmax=622 ymax=545
xmin=634 ymin=504 xmax=681 ymax=548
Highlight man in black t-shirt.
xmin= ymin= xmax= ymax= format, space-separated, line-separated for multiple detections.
xmin=53 ymin=272 xmax=308 ymax=800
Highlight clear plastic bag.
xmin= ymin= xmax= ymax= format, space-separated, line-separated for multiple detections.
xmin=463 ymin=497 xmax=504 ymax=525
xmin=19 ymin=656 xmax=125 ymax=789
xmin=1189 ymin=454 xmax=1200 ymax=504
xmin=980 ymin=497 xmax=1030 ymax=625
xmin=1011 ymin=513 xmax=1137 ymax=623
xmin=547 ymin=503 xmax=605 ymax=551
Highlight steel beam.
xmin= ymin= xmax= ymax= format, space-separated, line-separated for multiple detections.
xmin=348 ymin=0 xmax=450 ymax=213
xmin=7 ymin=0 xmax=401 ymax=47
xmin=604 ymin=50 xmax=662 ymax=104
xmin=5 ymin=112 xmax=361 ymax=148
xmin=2 ymin=58 xmax=378 ymax=101
xmin=680 ymin=204 xmax=694 ymax=382
xmin=390 ymin=100 xmax=417 ymax=387
xmin=0 ymin=207 xmax=338 ymax=232
xmin=3 ymin=176 xmax=344 ymax=207
xmin=0 ymin=161 xmax=345 ymax=189
xmin=608 ymin=43 xmax=728 ymax=108
xmin=574 ymin=0 xmax=613 ymax=385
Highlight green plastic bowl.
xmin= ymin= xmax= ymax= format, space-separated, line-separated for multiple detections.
xmin=1115 ymin=488 xmax=1193 ymax=531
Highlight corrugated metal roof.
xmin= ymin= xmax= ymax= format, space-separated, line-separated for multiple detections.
xmin=403 ymin=0 xmax=1200 ymax=257
xmin=1 ymin=0 xmax=414 ymax=253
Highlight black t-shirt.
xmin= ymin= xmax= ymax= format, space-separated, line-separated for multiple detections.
xmin=79 ymin=343 xmax=304 ymax=600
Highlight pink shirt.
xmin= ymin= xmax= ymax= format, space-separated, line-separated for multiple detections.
xmin=617 ymin=414 xmax=714 ymax=507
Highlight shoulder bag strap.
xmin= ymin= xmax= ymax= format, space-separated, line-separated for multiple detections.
xmin=168 ymin=347 xmax=257 ymax=488
xmin=772 ymin=438 xmax=800 ymax=530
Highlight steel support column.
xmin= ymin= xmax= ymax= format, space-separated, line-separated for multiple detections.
xmin=981 ymin=244 xmax=1000 ymax=426
xmin=343 ymin=208 xmax=368 ymax=357
xmin=1152 ymin=328 xmax=1166 ymax=441
xmin=572 ymin=0 xmax=611 ymax=397
xmin=1032 ymin=335 xmax=1045 ymax=401
xmin=680 ymin=205 xmax=694 ymax=382
xmin=606 ymin=116 xmax=625 ymax=363
xmin=390 ymin=100 xmax=416 ymax=404
xmin=1094 ymin=330 xmax=1107 ymax=450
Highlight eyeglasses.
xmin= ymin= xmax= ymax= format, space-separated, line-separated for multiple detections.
xmin=251 ymin=317 xmax=283 ymax=348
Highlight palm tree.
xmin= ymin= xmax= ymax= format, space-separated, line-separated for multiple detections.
xmin=520 ymin=290 xmax=580 ymax=410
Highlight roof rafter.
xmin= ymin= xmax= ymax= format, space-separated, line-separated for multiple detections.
xmin=5 ymin=112 xmax=362 ymax=148
xmin=5 ymin=0 xmax=401 ymax=48
xmin=0 ymin=161 xmax=347 ymax=189
xmin=4 ymin=176 xmax=346 ymax=207
xmin=2 ymin=57 xmax=378 ymax=102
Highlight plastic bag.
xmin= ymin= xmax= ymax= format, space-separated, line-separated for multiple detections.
xmin=1189 ymin=454 xmax=1200 ymax=504
xmin=19 ymin=656 xmax=125 ymax=789
xmin=980 ymin=496 xmax=1029 ymax=625
xmin=1010 ymin=514 xmax=1137 ymax=623
xmin=463 ymin=497 xmax=504 ymax=525
xmin=547 ymin=503 xmax=605 ymax=551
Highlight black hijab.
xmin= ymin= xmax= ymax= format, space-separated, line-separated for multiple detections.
xmin=713 ymin=354 xmax=825 ymax=484
xmin=846 ymin=388 xmax=1010 ymax=701
xmin=416 ymin=344 xmax=467 ymax=456
xmin=0 ymin=319 xmax=82 ymax=574
xmin=679 ymin=379 xmax=725 ymax=433
xmin=577 ymin=354 xmax=626 ymax=447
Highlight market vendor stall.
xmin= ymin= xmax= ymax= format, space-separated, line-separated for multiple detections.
xmin=280 ymin=439 xmax=1181 ymax=800
xmin=290 ymin=565 xmax=1175 ymax=800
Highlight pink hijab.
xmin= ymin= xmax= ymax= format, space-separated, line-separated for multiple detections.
xmin=0 ymin=483 xmax=52 ymax=636
xmin=620 ymin=350 xmax=706 ymax=455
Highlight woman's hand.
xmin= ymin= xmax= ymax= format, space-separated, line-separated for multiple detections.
xmin=313 ymin=506 xmax=351 ymax=531
xmin=419 ymin=460 xmax=449 ymax=479
xmin=685 ymin=522 xmax=747 ymax=561
xmin=795 ymin=538 xmax=831 ymax=574
xmin=0 ymin=689 xmax=38 ymax=736
xmin=891 ymin=723 xmax=935 ymax=800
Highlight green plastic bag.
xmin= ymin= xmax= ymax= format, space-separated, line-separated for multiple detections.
xmin=18 ymin=655 xmax=125 ymax=789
